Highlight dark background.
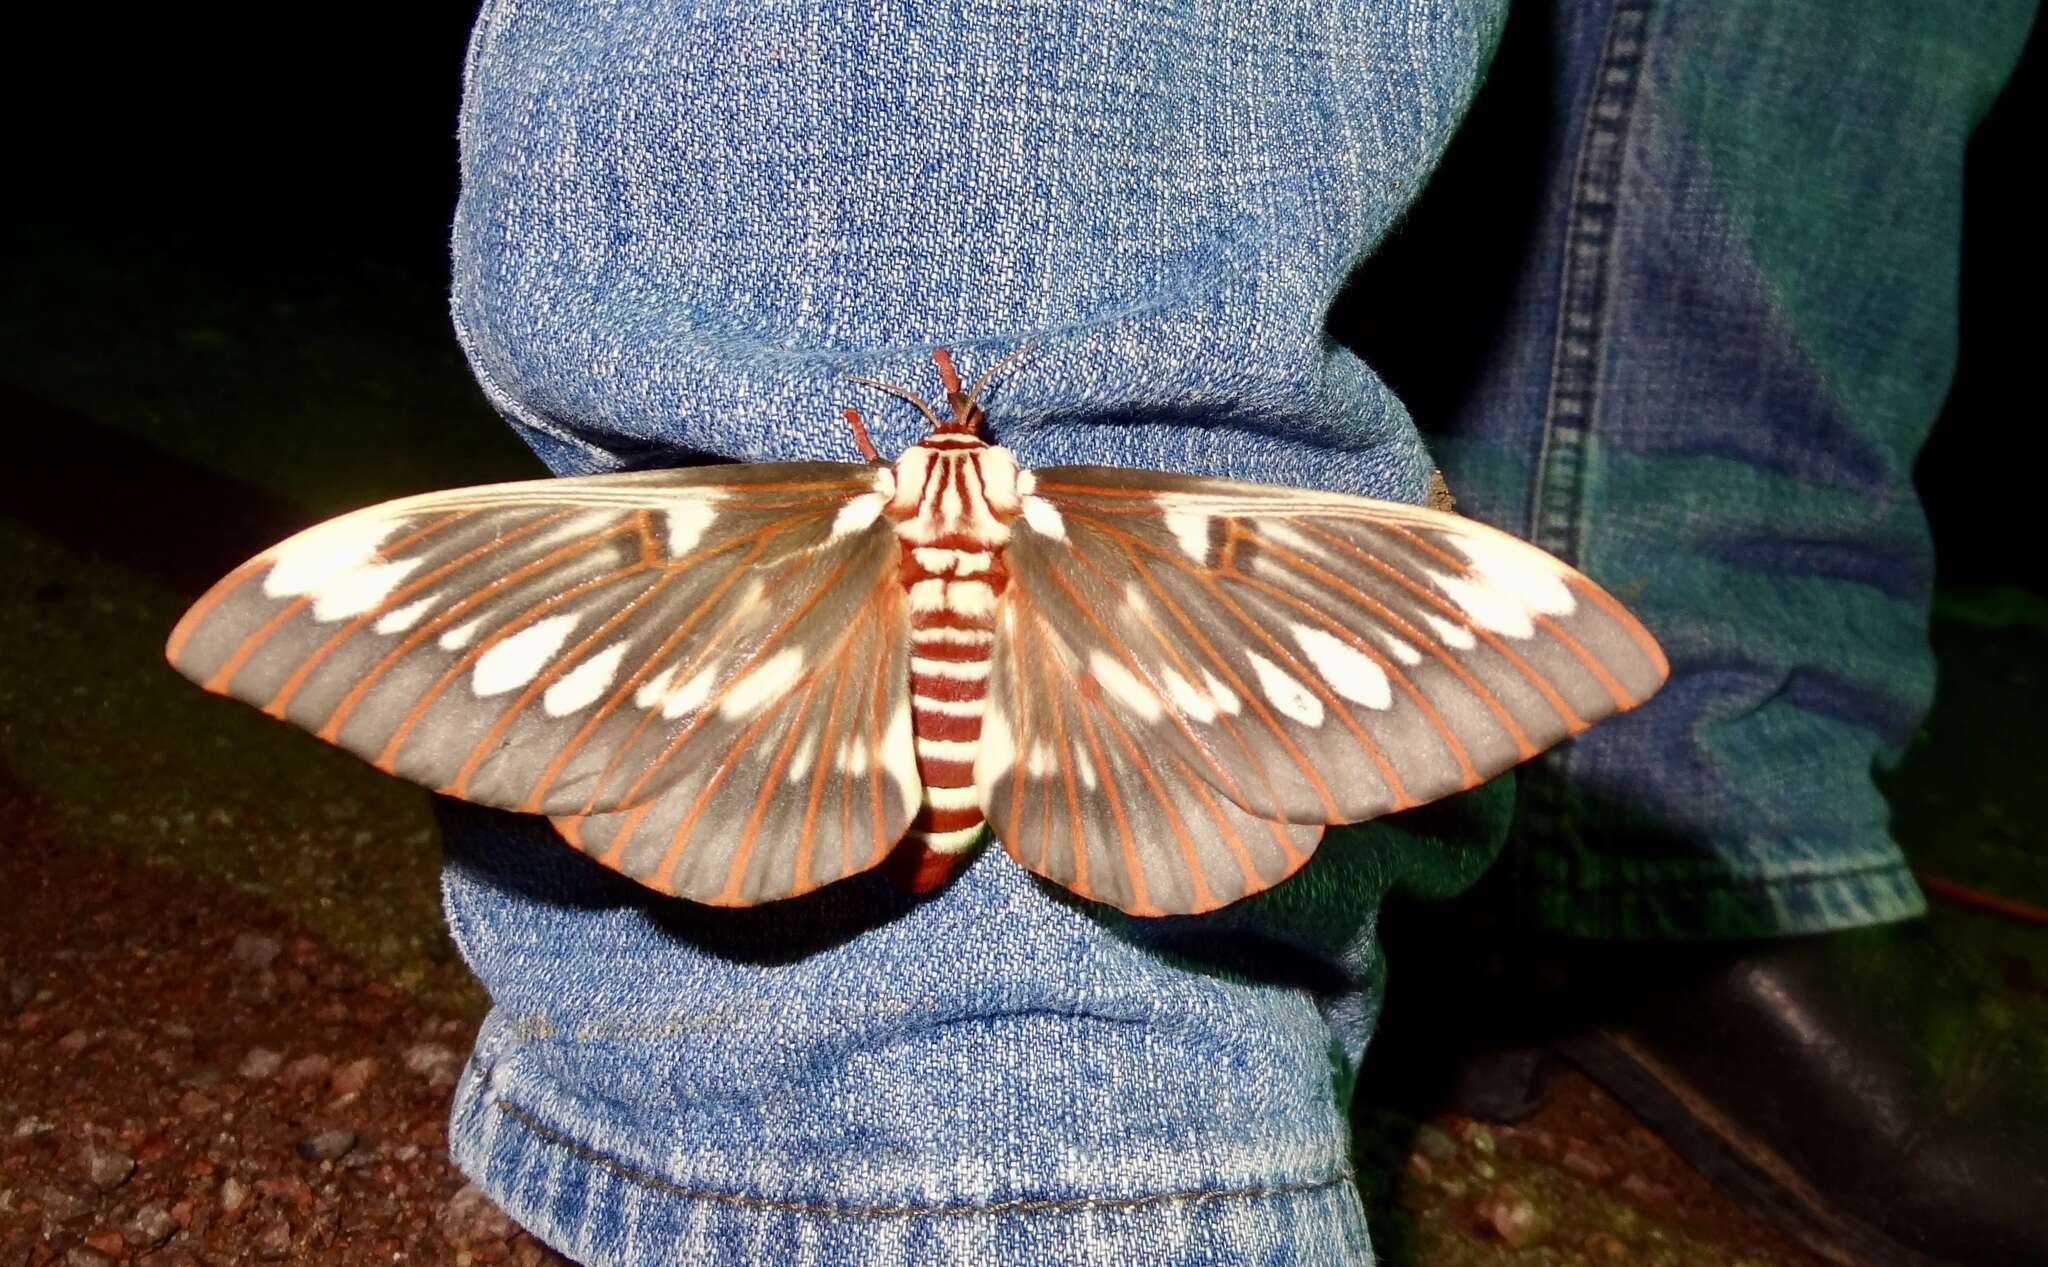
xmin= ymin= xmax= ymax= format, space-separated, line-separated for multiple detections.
xmin=11 ymin=5 xmax=2039 ymax=590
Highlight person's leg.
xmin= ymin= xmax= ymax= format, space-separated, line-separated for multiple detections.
xmin=1405 ymin=0 xmax=2031 ymax=941
xmin=1353 ymin=3 xmax=2044 ymax=1263
xmin=443 ymin=2 xmax=1511 ymax=1261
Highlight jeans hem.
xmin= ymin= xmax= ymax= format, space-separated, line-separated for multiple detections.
xmin=1515 ymin=859 xmax=1928 ymax=940
xmin=449 ymin=1070 xmax=1378 ymax=1265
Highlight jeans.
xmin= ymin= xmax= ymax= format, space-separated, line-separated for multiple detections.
xmin=440 ymin=1 xmax=2031 ymax=1261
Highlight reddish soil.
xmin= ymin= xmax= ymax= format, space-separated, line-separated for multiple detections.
xmin=0 ymin=799 xmax=563 ymax=1267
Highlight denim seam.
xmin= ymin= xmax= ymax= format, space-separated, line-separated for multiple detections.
xmin=1516 ymin=0 xmax=1654 ymax=891
xmin=1526 ymin=0 xmax=1651 ymax=562
xmin=492 ymin=1099 xmax=1356 ymax=1220
xmin=1520 ymin=856 xmax=1914 ymax=897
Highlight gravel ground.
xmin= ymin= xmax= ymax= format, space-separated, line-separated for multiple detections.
xmin=0 ymin=807 xmax=564 ymax=1267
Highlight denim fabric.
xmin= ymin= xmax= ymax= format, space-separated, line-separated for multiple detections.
xmin=446 ymin=1 xmax=1508 ymax=1262
xmin=1407 ymin=0 xmax=2035 ymax=938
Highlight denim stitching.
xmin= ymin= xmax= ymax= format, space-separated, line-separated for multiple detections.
xmin=1527 ymin=0 xmax=1651 ymax=562
xmin=1526 ymin=857 xmax=1916 ymax=897
xmin=1517 ymin=0 xmax=1655 ymax=877
xmin=494 ymin=1100 xmax=1355 ymax=1220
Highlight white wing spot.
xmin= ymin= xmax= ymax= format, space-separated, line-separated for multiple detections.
xmin=439 ymin=617 xmax=485 ymax=651
xmin=1431 ymin=571 xmax=1535 ymax=639
xmin=1424 ymin=614 xmax=1478 ymax=651
xmin=1246 ymin=651 xmax=1324 ymax=726
xmin=1021 ymin=495 xmax=1066 ymax=540
xmin=472 ymin=614 xmax=581 ymax=698
xmin=310 ymin=557 xmax=424 ymax=623
xmin=1073 ymin=743 xmax=1099 ymax=790
xmin=1374 ymin=629 xmax=1424 ymax=665
xmin=830 ymin=492 xmax=888 ymax=539
xmin=787 ymin=731 xmax=817 ymax=782
xmin=836 ymin=736 xmax=870 ymax=775
xmin=661 ymin=664 xmax=718 ymax=718
xmin=635 ymin=664 xmax=677 ymax=710
xmin=263 ymin=515 xmax=401 ymax=601
xmin=373 ymin=593 xmax=438 ymax=635
xmin=1161 ymin=667 xmax=1218 ymax=723
xmin=1449 ymin=531 xmax=1577 ymax=617
xmin=1025 ymin=743 xmax=1054 ymax=778
xmin=1257 ymin=519 xmax=1324 ymax=556
xmin=1164 ymin=509 xmax=1211 ymax=562
xmin=1293 ymin=625 xmax=1392 ymax=710
xmin=663 ymin=501 xmax=720 ymax=556
xmin=543 ymin=640 xmax=629 ymax=717
xmin=1089 ymin=651 xmax=1163 ymax=721
xmin=719 ymin=648 xmax=805 ymax=719
xmin=1200 ymin=669 xmax=1243 ymax=716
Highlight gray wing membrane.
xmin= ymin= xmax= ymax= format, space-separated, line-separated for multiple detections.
xmin=978 ymin=597 xmax=1325 ymax=916
xmin=980 ymin=468 xmax=1667 ymax=911
xmin=166 ymin=464 xmax=910 ymax=825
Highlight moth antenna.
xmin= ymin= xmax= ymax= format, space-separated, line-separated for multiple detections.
xmin=841 ymin=408 xmax=882 ymax=463
xmin=962 ymin=340 xmax=1039 ymax=414
xmin=932 ymin=347 xmax=964 ymax=397
xmin=845 ymin=375 xmax=946 ymax=431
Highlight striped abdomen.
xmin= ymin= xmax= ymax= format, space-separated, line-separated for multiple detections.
xmin=890 ymin=540 xmax=1004 ymax=890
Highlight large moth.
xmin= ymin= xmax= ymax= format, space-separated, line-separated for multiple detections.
xmin=167 ymin=349 xmax=1666 ymax=916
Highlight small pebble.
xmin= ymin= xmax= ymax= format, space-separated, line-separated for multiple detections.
xmin=280 ymin=1053 xmax=333 ymax=1087
xmin=220 ymin=1176 xmax=251 ymax=1215
xmin=176 ymin=1062 xmax=225 ymax=1090
xmin=238 ymin=1046 xmax=285 ymax=1079
xmin=1475 ymin=1183 xmax=1545 ymax=1249
xmin=1561 ymin=1143 xmax=1616 ymax=1184
xmin=84 ymin=1229 xmax=127 ymax=1258
xmin=7 ymin=975 xmax=34 ymax=1008
xmin=54 ymin=1028 xmax=93 ymax=1055
xmin=440 ymin=1183 xmax=518 ymax=1247
xmin=1620 ymin=1172 xmax=1674 ymax=1206
xmin=231 ymin=933 xmax=282 ymax=968
xmin=124 ymin=1202 xmax=177 ymax=1248
xmin=329 ymin=1056 xmax=378 ymax=1096
xmin=64 ymin=1246 xmax=116 ymax=1267
xmin=297 ymin=1128 xmax=357 ymax=1162
xmin=81 ymin=1144 xmax=136 ymax=1191
xmin=14 ymin=1114 xmax=56 ymax=1139
xmin=255 ymin=1216 xmax=293 ymax=1259
xmin=40 ymin=1185 xmax=91 ymax=1223
xmin=177 ymin=1089 xmax=218 ymax=1116
xmin=403 ymin=1041 xmax=462 ymax=1082
xmin=1413 ymin=1124 xmax=1457 ymax=1162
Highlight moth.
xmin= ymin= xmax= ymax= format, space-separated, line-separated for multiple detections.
xmin=167 ymin=349 xmax=1666 ymax=916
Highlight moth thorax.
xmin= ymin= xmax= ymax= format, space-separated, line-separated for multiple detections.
xmin=890 ymin=443 xmax=1022 ymax=546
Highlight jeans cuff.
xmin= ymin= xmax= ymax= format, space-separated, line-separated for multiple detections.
xmin=1513 ymin=855 xmax=1928 ymax=941
xmin=448 ymin=1040 xmax=1374 ymax=1266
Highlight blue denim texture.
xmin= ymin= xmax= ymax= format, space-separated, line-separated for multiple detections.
xmin=1416 ymin=0 xmax=2034 ymax=938
xmin=446 ymin=1 xmax=1506 ymax=1261
xmin=442 ymin=0 xmax=2026 ymax=1260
